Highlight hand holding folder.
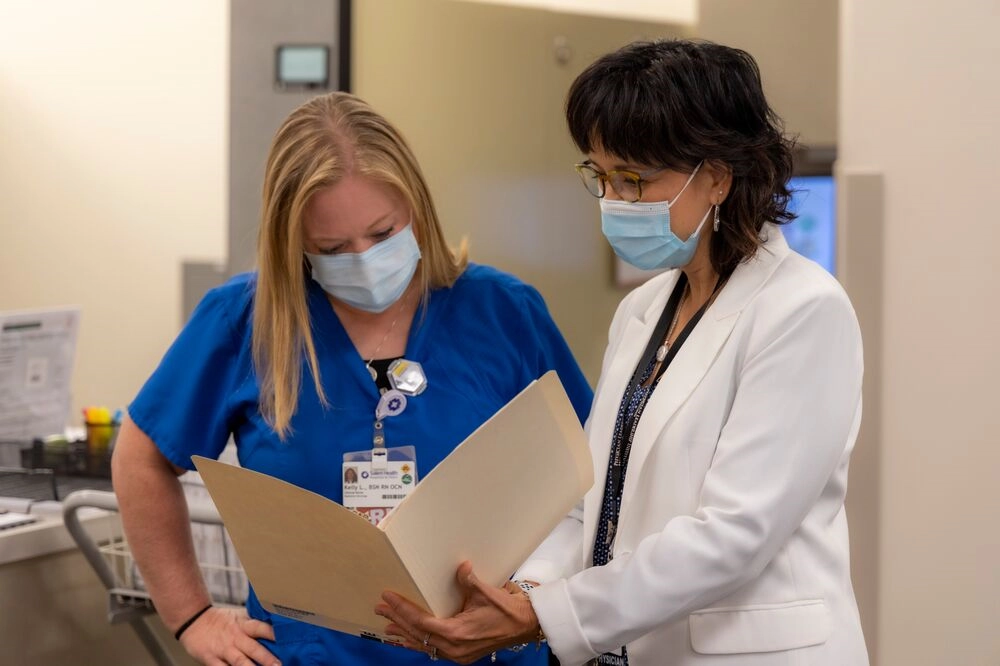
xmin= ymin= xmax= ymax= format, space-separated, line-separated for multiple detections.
xmin=194 ymin=371 xmax=593 ymax=643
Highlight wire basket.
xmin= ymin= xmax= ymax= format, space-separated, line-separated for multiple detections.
xmin=100 ymin=515 xmax=249 ymax=622
xmin=64 ymin=490 xmax=249 ymax=628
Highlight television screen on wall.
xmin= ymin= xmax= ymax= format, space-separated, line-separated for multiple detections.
xmin=275 ymin=45 xmax=330 ymax=89
xmin=785 ymin=174 xmax=836 ymax=274
xmin=784 ymin=146 xmax=837 ymax=274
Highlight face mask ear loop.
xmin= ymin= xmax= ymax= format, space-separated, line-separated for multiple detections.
xmin=667 ymin=160 xmax=704 ymax=209
xmin=690 ymin=202 xmax=714 ymax=238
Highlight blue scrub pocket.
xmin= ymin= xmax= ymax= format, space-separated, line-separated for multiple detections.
xmin=249 ymin=591 xmax=325 ymax=665
xmin=259 ymin=614 xmax=326 ymax=666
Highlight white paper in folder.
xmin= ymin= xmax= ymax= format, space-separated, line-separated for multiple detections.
xmin=194 ymin=370 xmax=593 ymax=643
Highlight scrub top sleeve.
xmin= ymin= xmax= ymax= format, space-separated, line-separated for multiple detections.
xmin=516 ymin=285 xmax=593 ymax=424
xmin=128 ymin=285 xmax=245 ymax=470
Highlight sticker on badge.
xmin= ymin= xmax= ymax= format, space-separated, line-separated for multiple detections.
xmin=343 ymin=445 xmax=418 ymax=526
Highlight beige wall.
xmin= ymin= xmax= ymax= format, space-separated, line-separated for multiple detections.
xmin=698 ymin=0 xmax=838 ymax=147
xmin=460 ymin=0 xmax=698 ymax=24
xmin=354 ymin=0 xmax=689 ymax=381
xmin=839 ymin=1 xmax=1000 ymax=664
xmin=0 ymin=0 xmax=228 ymax=421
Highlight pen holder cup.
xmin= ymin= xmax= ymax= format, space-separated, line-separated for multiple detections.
xmin=86 ymin=421 xmax=119 ymax=457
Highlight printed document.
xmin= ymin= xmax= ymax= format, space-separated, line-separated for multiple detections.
xmin=0 ymin=307 xmax=80 ymax=440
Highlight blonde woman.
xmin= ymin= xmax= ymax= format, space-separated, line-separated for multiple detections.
xmin=112 ymin=92 xmax=592 ymax=666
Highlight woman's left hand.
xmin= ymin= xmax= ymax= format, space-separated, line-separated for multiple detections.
xmin=375 ymin=561 xmax=541 ymax=664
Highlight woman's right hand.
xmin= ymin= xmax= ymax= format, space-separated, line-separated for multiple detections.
xmin=178 ymin=606 xmax=280 ymax=666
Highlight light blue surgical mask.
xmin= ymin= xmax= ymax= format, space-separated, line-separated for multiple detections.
xmin=600 ymin=161 xmax=711 ymax=270
xmin=306 ymin=223 xmax=421 ymax=313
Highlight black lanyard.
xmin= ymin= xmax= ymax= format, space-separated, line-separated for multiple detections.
xmin=607 ymin=273 xmax=727 ymax=511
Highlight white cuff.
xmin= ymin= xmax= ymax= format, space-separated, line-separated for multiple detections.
xmin=529 ymin=578 xmax=599 ymax=666
xmin=514 ymin=558 xmax=563 ymax=585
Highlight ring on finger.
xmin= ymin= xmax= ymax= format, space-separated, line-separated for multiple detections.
xmin=423 ymin=632 xmax=431 ymax=648
xmin=430 ymin=646 xmax=439 ymax=661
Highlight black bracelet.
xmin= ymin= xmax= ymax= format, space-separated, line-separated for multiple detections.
xmin=173 ymin=604 xmax=213 ymax=641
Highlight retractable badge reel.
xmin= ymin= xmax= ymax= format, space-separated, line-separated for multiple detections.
xmin=372 ymin=389 xmax=407 ymax=471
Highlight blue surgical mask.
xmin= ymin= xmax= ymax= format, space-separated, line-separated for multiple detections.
xmin=600 ymin=161 xmax=711 ymax=270
xmin=306 ymin=223 xmax=421 ymax=313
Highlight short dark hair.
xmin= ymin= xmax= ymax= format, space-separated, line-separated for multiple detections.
xmin=566 ymin=39 xmax=796 ymax=275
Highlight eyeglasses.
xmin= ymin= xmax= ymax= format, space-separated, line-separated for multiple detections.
xmin=573 ymin=162 xmax=668 ymax=203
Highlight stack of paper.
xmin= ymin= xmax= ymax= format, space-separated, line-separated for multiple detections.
xmin=0 ymin=510 xmax=37 ymax=530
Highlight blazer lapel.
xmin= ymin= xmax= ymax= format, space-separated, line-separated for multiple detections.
xmin=619 ymin=313 xmax=739 ymax=512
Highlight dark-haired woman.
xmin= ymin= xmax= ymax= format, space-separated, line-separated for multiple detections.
xmin=377 ymin=39 xmax=869 ymax=666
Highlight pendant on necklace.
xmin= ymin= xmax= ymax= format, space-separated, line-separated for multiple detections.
xmin=655 ymin=344 xmax=668 ymax=363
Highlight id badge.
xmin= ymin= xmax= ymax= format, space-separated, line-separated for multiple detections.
xmin=343 ymin=445 xmax=418 ymax=526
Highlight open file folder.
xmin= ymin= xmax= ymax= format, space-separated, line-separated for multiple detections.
xmin=193 ymin=370 xmax=593 ymax=642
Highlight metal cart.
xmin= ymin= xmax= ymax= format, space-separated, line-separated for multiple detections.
xmin=63 ymin=488 xmax=248 ymax=666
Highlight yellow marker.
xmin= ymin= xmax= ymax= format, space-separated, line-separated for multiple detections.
xmin=85 ymin=405 xmax=115 ymax=455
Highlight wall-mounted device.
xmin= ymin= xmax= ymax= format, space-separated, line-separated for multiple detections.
xmin=275 ymin=44 xmax=330 ymax=90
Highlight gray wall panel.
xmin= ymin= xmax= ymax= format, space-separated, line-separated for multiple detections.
xmin=228 ymin=0 xmax=344 ymax=275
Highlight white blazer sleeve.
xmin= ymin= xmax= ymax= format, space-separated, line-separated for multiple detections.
xmin=531 ymin=285 xmax=864 ymax=664
xmin=515 ymin=501 xmax=586 ymax=583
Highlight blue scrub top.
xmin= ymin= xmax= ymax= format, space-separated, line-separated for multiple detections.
xmin=130 ymin=263 xmax=593 ymax=666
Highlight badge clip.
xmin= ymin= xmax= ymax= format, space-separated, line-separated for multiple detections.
xmin=372 ymin=421 xmax=388 ymax=471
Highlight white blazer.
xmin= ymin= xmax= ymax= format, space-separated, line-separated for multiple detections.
xmin=520 ymin=228 xmax=869 ymax=666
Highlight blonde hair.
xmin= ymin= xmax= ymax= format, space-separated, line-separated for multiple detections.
xmin=253 ymin=92 xmax=468 ymax=438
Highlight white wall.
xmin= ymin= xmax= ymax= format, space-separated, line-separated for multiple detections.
xmin=0 ymin=1 xmax=228 ymax=421
xmin=839 ymin=1 xmax=1000 ymax=664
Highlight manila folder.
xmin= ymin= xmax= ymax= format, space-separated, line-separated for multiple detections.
xmin=193 ymin=370 xmax=593 ymax=642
